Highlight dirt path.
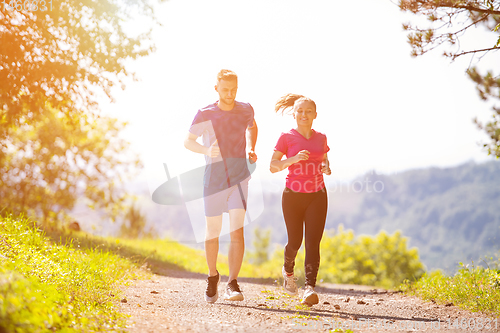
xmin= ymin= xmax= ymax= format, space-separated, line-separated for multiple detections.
xmin=117 ymin=269 xmax=499 ymax=332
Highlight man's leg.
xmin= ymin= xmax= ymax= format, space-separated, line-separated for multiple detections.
xmin=205 ymin=215 xmax=223 ymax=277
xmin=221 ymin=208 xmax=245 ymax=301
xmin=204 ymin=214 xmax=223 ymax=303
xmin=227 ymin=208 xmax=245 ymax=281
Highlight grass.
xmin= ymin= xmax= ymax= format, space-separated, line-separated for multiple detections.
xmin=400 ymin=262 xmax=500 ymax=317
xmin=0 ymin=215 xmax=149 ymax=332
xmin=90 ymin=236 xmax=285 ymax=283
xmin=113 ymin=238 xmax=209 ymax=273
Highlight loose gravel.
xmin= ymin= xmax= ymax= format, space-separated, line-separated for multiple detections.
xmin=117 ymin=269 xmax=499 ymax=332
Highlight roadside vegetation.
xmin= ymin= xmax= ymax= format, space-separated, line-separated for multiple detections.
xmin=0 ymin=215 xmax=150 ymax=332
xmin=244 ymin=225 xmax=425 ymax=289
xmin=401 ymin=261 xmax=500 ymax=317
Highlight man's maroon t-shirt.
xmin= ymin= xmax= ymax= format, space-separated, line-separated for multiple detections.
xmin=189 ymin=101 xmax=254 ymax=194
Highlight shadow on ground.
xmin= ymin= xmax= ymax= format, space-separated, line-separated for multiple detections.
xmin=221 ymin=301 xmax=434 ymax=324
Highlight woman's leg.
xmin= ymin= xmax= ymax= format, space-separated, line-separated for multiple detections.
xmin=282 ymin=188 xmax=307 ymax=274
xmin=303 ymin=188 xmax=328 ymax=287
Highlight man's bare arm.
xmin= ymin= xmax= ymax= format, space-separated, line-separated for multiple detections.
xmin=247 ymin=120 xmax=258 ymax=151
xmin=247 ymin=120 xmax=258 ymax=163
xmin=184 ymin=132 xmax=219 ymax=158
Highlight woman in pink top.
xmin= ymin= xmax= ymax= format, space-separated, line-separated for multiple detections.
xmin=270 ymin=93 xmax=331 ymax=306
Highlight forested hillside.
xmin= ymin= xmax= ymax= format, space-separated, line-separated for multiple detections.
xmin=334 ymin=161 xmax=500 ymax=272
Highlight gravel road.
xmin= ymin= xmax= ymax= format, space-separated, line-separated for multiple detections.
xmin=117 ymin=268 xmax=499 ymax=333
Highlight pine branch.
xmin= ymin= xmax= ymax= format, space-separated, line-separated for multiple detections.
xmin=451 ymin=46 xmax=500 ymax=59
xmin=417 ymin=0 xmax=500 ymax=15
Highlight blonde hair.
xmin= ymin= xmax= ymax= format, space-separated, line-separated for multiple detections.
xmin=216 ymin=69 xmax=238 ymax=84
xmin=275 ymin=93 xmax=316 ymax=115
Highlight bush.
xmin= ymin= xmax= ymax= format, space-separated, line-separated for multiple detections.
xmin=401 ymin=262 xmax=500 ymax=316
xmin=0 ymin=215 xmax=146 ymax=332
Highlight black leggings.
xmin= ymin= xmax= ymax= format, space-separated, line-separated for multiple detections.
xmin=282 ymin=187 xmax=328 ymax=287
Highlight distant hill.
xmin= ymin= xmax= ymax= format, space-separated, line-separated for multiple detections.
xmin=86 ymin=161 xmax=500 ymax=274
xmin=330 ymin=161 xmax=500 ymax=272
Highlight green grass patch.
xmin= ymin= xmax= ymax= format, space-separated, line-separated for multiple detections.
xmin=118 ymin=237 xmax=278 ymax=279
xmin=91 ymin=237 xmax=279 ymax=282
xmin=36 ymin=229 xmax=209 ymax=277
xmin=114 ymin=238 xmax=209 ymax=273
xmin=0 ymin=215 xmax=149 ymax=332
xmin=401 ymin=263 xmax=500 ymax=316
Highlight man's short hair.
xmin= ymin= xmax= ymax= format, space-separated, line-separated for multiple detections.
xmin=217 ymin=69 xmax=238 ymax=84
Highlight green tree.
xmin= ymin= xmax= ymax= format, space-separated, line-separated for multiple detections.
xmin=247 ymin=227 xmax=271 ymax=266
xmin=0 ymin=0 xmax=164 ymax=222
xmin=119 ymin=204 xmax=151 ymax=238
xmin=0 ymin=104 xmax=141 ymax=224
xmin=0 ymin=0 xmax=165 ymax=138
xmin=320 ymin=225 xmax=425 ymax=288
xmin=399 ymin=0 xmax=500 ymax=157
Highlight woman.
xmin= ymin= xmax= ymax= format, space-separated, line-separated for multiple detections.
xmin=270 ymin=93 xmax=331 ymax=306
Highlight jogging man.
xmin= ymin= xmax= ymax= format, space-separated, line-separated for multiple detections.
xmin=184 ymin=69 xmax=258 ymax=303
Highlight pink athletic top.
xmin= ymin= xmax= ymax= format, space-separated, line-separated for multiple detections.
xmin=274 ymin=129 xmax=330 ymax=193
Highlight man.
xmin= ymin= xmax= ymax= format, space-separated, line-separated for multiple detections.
xmin=184 ymin=69 xmax=258 ymax=303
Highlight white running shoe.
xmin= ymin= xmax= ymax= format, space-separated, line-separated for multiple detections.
xmin=301 ymin=285 xmax=319 ymax=306
xmin=282 ymin=266 xmax=298 ymax=296
xmin=223 ymin=279 xmax=244 ymax=301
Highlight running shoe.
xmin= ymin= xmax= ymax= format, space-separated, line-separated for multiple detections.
xmin=223 ymin=279 xmax=244 ymax=301
xmin=301 ymin=285 xmax=319 ymax=306
xmin=205 ymin=271 xmax=220 ymax=303
xmin=282 ymin=266 xmax=298 ymax=296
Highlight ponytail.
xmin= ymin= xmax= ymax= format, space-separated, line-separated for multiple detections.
xmin=275 ymin=93 xmax=316 ymax=115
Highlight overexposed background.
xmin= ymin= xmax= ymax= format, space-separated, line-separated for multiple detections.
xmin=102 ymin=0 xmax=497 ymax=184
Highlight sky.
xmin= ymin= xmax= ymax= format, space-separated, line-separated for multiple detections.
xmin=102 ymin=0 xmax=498 ymax=188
